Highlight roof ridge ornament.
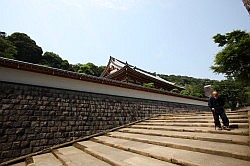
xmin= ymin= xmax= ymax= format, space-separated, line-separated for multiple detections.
xmin=110 ymin=56 xmax=115 ymax=61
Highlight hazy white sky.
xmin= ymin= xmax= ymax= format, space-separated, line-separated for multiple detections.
xmin=1 ymin=0 xmax=250 ymax=80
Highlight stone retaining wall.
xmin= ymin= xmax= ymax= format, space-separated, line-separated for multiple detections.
xmin=0 ymin=81 xmax=209 ymax=162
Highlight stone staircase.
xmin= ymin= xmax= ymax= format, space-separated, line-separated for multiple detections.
xmin=7 ymin=111 xmax=250 ymax=166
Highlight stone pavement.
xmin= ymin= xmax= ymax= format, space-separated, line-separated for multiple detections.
xmin=5 ymin=111 xmax=250 ymax=166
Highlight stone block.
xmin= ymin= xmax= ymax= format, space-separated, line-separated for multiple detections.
xmin=31 ymin=121 xmax=39 ymax=128
xmin=48 ymin=121 xmax=55 ymax=127
xmin=5 ymin=128 xmax=16 ymax=135
xmin=51 ymin=127 xmax=58 ymax=132
xmin=66 ymin=126 xmax=72 ymax=132
xmin=1 ymin=142 xmax=12 ymax=150
xmin=29 ymin=116 xmax=37 ymax=121
xmin=49 ymin=111 xmax=56 ymax=116
xmin=27 ymin=134 xmax=36 ymax=140
xmin=69 ymin=121 xmax=76 ymax=126
xmin=12 ymin=141 xmax=21 ymax=149
xmin=39 ymin=139 xmax=48 ymax=146
xmin=16 ymin=128 xmax=25 ymax=135
xmin=1 ymin=151 xmax=12 ymax=159
xmin=21 ymin=148 xmax=32 ymax=155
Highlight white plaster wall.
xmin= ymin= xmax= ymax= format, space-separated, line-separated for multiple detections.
xmin=0 ymin=67 xmax=207 ymax=106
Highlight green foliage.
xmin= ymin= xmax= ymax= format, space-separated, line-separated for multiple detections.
xmin=171 ymin=88 xmax=180 ymax=93
xmin=185 ymin=84 xmax=204 ymax=97
xmin=73 ymin=63 xmax=105 ymax=76
xmin=211 ymin=30 xmax=250 ymax=85
xmin=0 ymin=38 xmax=17 ymax=59
xmin=79 ymin=63 xmax=97 ymax=75
xmin=245 ymin=86 xmax=250 ymax=105
xmin=159 ymin=74 xmax=217 ymax=98
xmin=159 ymin=74 xmax=214 ymax=87
xmin=212 ymin=79 xmax=248 ymax=110
xmin=0 ymin=32 xmax=106 ymax=76
xmin=143 ymin=82 xmax=155 ymax=88
xmin=180 ymin=90 xmax=190 ymax=96
xmin=97 ymin=66 xmax=106 ymax=76
xmin=40 ymin=52 xmax=70 ymax=70
xmin=7 ymin=32 xmax=43 ymax=63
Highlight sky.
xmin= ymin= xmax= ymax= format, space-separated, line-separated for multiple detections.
xmin=1 ymin=0 xmax=250 ymax=80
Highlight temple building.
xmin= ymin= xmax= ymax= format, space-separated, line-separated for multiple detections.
xmin=101 ymin=57 xmax=185 ymax=91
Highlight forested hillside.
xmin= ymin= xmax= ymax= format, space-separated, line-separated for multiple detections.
xmin=159 ymin=74 xmax=217 ymax=97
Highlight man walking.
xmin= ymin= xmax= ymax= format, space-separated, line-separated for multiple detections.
xmin=208 ymin=91 xmax=230 ymax=130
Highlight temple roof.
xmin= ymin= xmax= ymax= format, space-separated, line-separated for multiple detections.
xmin=101 ymin=56 xmax=185 ymax=90
xmin=243 ymin=0 xmax=250 ymax=14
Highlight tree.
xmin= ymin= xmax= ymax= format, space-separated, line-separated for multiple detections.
xmin=143 ymin=83 xmax=155 ymax=88
xmin=188 ymin=84 xmax=204 ymax=97
xmin=171 ymin=88 xmax=180 ymax=93
xmin=7 ymin=32 xmax=43 ymax=63
xmin=78 ymin=63 xmax=98 ymax=75
xmin=0 ymin=31 xmax=106 ymax=76
xmin=159 ymin=74 xmax=218 ymax=98
xmin=180 ymin=90 xmax=190 ymax=96
xmin=212 ymin=79 xmax=247 ymax=110
xmin=40 ymin=52 xmax=70 ymax=70
xmin=97 ymin=66 xmax=106 ymax=76
xmin=0 ymin=38 xmax=17 ymax=59
xmin=211 ymin=30 xmax=250 ymax=85
xmin=75 ymin=63 xmax=105 ymax=76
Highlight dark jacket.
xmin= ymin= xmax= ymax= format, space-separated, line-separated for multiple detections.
xmin=208 ymin=96 xmax=225 ymax=114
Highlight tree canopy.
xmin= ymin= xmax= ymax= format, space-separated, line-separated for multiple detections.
xmin=40 ymin=52 xmax=70 ymax=70
xmin=159 ymin=74 xmax=215 ymax=98
xmin=69 ymin=63 xmax=105 ymax=76
xmin=211 ymin=30 xmax=250 ymax=85
xmin=212 ymin=79 xmax=247 ymax=110
xmin=0 ymin=38 xmax=17 ymax=59
xmin=7 ymin=32 xmax=43 ymax=63
xmin=211 ymin=30 xmax=250 ymax=108
xmin=0 ymin=32 xmax=105 ymax=76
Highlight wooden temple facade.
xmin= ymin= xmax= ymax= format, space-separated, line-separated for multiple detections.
xmin=101 ymin=57 xmax=184 ymax=91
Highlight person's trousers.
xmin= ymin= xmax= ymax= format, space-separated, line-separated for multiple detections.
xmin=212 ymin=111 xmax=229 ymax=127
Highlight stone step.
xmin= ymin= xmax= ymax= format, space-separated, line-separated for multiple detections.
xmin=5 ymin=111 xmax=249 ymax=166
xmin=107 ymin=131 xmax=250 ymax=161
xmin=118 ymin=128 xmax=249 ymax=145
xmin=152 ymin=115 xmax=248 ymax=120
xmin=164 ymin=111 xmax=240 ymax=115
xmin=52 ymin=146 xmax=111 ymax=166
xmin=160 ymin=111 xmax=242 ymax=117
xmin=74 ymin=140 xmax=177 ymax=166
xmin=94 ymin=135 xmax=250 ymax=166
xmin=137 ymin=122 xmax=249 ymax=128
xmin=146 ymin=119 xmax=248 ymax=123
xmin=131 ymin=124 xmax=249 ymax=135
xmin=158 ymin=112 xmax=245 ymax=118
xmin=158 ymin=114 xmax=246 ymax=118
xmin=32 ymin=153 xmax=63 ymax=166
